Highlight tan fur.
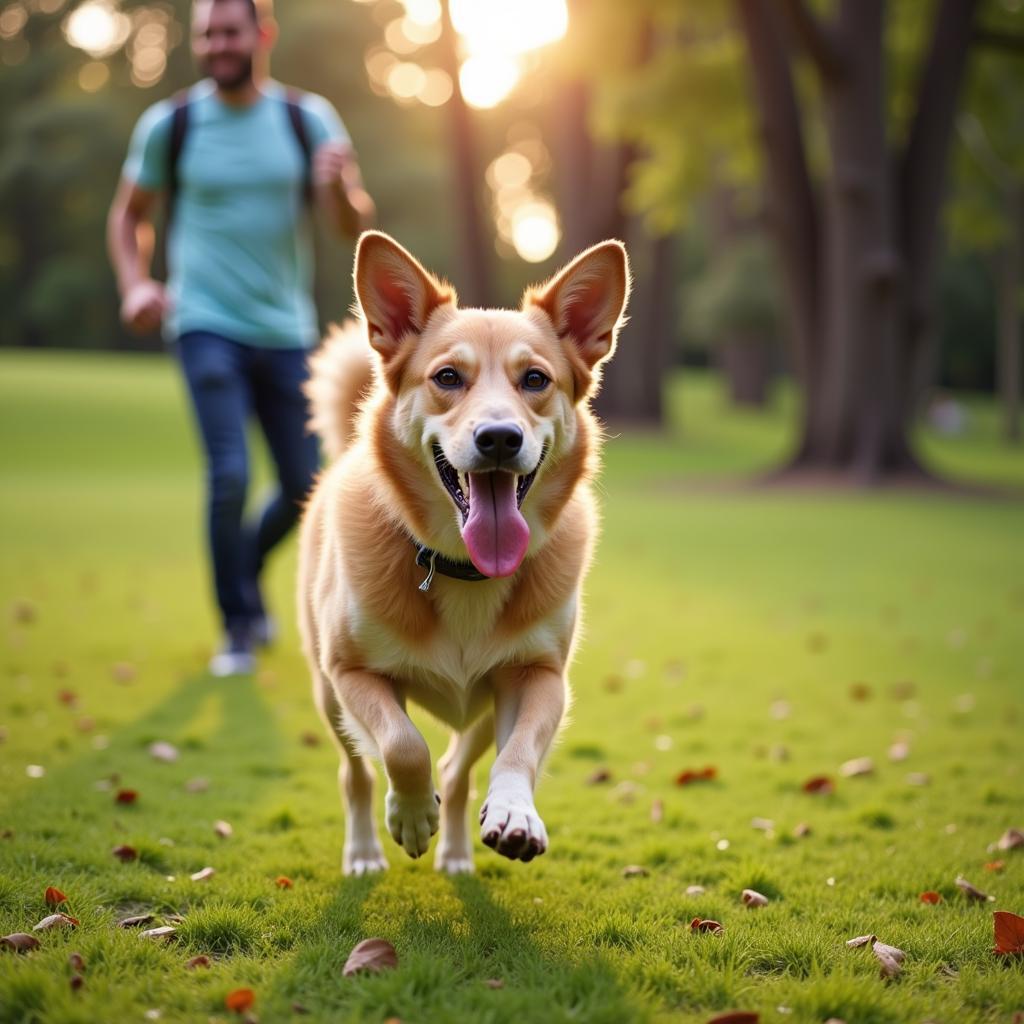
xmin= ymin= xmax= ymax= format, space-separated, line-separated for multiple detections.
xmin=298 ymin=232 xmax=630 ymax=874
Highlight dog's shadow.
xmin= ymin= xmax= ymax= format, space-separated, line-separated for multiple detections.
xmin=263 ymin=866 xmax=643 ymax=1023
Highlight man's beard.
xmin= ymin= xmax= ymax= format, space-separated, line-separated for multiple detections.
xmin=201 ymin=53 xmax=254 ymax=91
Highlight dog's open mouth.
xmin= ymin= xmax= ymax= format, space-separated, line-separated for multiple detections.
xmin=432 ymin=445 xmax=545 ymax=579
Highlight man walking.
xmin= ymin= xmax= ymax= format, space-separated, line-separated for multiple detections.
xmin=108 ymin=0 xmax=374 ymax=675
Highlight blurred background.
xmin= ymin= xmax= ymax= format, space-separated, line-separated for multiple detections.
xmin=0 ymin=0 xmax=1021 ymax=482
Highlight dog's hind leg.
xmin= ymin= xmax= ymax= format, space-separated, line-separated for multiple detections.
xmin=434 ymin=713 xmax=494 ymax=874
xmin=313 ymin=670 xmax=388 ymax=876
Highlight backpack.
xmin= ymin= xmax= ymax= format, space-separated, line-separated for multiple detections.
xmin=165 ymin=87 xmax=314 ymax=222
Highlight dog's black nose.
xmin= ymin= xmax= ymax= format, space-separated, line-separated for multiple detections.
xmin=474 ymin=421 xmax=523 ymax=464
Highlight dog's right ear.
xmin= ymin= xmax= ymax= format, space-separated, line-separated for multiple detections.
xmin=354 ymin=232 xmax=455 ymax=363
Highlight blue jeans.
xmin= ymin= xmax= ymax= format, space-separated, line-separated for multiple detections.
xmin=176 ymin=331 xmax=319 ymax=637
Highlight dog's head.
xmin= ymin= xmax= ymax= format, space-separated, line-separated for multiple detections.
xmin=355 ymin=231 xmax=630 ymax=579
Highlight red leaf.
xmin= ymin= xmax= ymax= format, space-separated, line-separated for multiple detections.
xmin=342 ymin=938 xmax=399 ymax=976
xmin=706 ymin=1014 xmax=759 ymax=1024
xmin=225 ymin=988 xmax=256 ymax=1012
xmin=57 ymin=690 xmax=78 ymax=707
xmin=984 ymin=860 xmax=1005 ymax=873
xmin=993 ymin=911 xmax=1024 ymax=957
xmin=112 ymin=844 xmax=138 ymax=862
xmin=187 ymin=955 xmax=212 ymax=970
xmin=675 ymin=766 xmax=717 ymax=786
xmin=69 ymin=974 xmax=85 ymax=992
xmin=690 ymin=918 xmax=724 ymax=934
xmin=919 ymin=891 xmax=942 ymax=904
xmin=275 ymin=876 xmax=293 ymax=889
xmin=802 ymin=776 xmax=835 ymax=795
xmin=114 ymin=789 xmax=138 ymax=805
xmin=44 ymin=886 xmax=67 ymax=907
xmin=68 ymin=952 xmax=86 ymax=972
xmin=1 ymin=933 xmax=40 ymax=953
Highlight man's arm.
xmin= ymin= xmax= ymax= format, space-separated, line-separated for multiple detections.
xmin=106 ymin=177 xmax=171 ymax=335
xmin=312 ymin=142 xmax=377 ymax=240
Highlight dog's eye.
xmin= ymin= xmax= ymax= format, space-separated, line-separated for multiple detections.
xmin=522 ymin=369 xmax=550 ymax=392
xmin=433 ymin=367 xmax=463 ymax=389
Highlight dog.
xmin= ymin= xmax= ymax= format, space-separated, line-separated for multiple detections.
xmin=298 ymin=231 xmax=630 ymax=874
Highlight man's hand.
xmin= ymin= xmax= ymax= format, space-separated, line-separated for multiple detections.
xmin=312 ymin=141 xmax=376 ymax=239
xmin=313 ymin=140 xmax=359 ymax=189
xmin=120 ymin=279 xmax=170 ymax=335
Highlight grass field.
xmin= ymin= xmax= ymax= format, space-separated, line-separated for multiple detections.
xmin=1 ymin=350 xmax=1022 ymax=1024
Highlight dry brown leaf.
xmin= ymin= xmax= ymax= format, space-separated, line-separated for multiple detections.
xmin=190 ymin=867 xmax=216 ymax=882
xmin=984 ymin=860 xmax=1006 ymax=873
xmin=793 ymin=822 xmax=812 ymax=838
xmin=993 ymin=911 xmax=1024 ymax=957
xmin=275 ymin=876 xmax=293 ymax=889
xmin=225 ymin=988 xmax=255 ymax=1013
xmin=845 ymin=934 xmax=877 ymax=948
xmin=873 ymin=941 xmax=906 ymax=979
xmin=139 ymin=926 xmax=177 ymax=941
xmin=839 ymin=757 xmax=874 ymax=778
xmin=919 ymin=891 xmax=942 ymax=904
xmin=186 ymin=955 xmax=212 ymax=970
xmin=69 ymin=973 xmax=84 ymax=992
xmin=214 ymin=820 xmax=233 ymax=839
xmin=57 ymin=689 xmax=78 ymax=707
xmin=68 ymin=952 xmax=86 ymax=972
xmin=705 ymin=1013 xmax=759 ymax=1023
xmin=585 ymin=768 xmax=611 ymax=785
xmin=685 ymin=885 xmax=706 ymax=896
xmin=299 ymin=731 xmax=321 ymax=748
xmin=622 ymin=865 xmax=648 ymax=878
xmin=114 ymin=789 xmax=139 ymax=805
xmin=690 ymin=918 xmax=724 ymax=934
xmin=675 ymin=766 xmax=717 ymax=786
xmin=742 ymin=889 xmax=769 ymax=908
xmin=1 ymin=933 xmax=40 ymax=953
xmin=33 ymin=913 xmax=78 ymax=931
xmin=888 ymin=741 xmax=910 ymax=762
xmin=849 ymin=682 xmax=872 ymax=702
xmin=802 ymin=776 xmax=834 ymax=795
xmin=117 ymin=914 xmax=155 ymax=928
xmin=112 ymin=844 xmax=138 ymax=862
xmin=342 ymin=937 xmax=398 ymax=976
xmin=44 ymin=886 xmax=67 ymax=906
xmin=956 ymin=875 xmax=994 ymax=902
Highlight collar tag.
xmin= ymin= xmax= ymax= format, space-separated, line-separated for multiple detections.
xmin=417 ymin=547 xmax=438 ymax=592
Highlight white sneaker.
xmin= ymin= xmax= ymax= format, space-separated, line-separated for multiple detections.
xmin=208 ymin=650 xmax=256 ymax=677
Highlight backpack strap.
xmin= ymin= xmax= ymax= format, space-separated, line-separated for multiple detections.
xmin=166 ymin=90 xmax=191 ymax=224
xmin=284 ymin=89 xmax=314 ymax=205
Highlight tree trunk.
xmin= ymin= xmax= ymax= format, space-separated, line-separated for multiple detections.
xmin=997 ymin=182 xmax=1023 ymax=443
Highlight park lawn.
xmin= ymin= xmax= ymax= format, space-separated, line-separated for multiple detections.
xmin=0 ymin=349 xmax=1021 ymax=1024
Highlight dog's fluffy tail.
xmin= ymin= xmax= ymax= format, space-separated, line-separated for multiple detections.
xmin=305 ymin=320 xmax=374 ymax=462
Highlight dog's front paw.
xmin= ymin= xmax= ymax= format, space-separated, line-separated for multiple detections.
xmin=343 ymin=843 xmax=388 ymax=877
xmin=386 ymin=788 xmax=440 ymax=859
xmin=480 ymin=776 xmax=547 ymax=862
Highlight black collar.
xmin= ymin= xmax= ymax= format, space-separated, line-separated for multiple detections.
xmin=413 ymin=539 xmax=490 ymax=590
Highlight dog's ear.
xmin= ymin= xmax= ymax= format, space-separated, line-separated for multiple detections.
xmin=354 ymin=231 xmax=455 ymax=362
xmin=524 ymin=240 xmax=630 ymax=374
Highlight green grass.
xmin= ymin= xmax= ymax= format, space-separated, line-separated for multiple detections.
xmin=1 ymin=350 xmax=1022 ymax=1024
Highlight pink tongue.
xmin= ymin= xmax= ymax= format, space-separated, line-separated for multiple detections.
xmin=461 ymin=472 xmax=530 ymax=578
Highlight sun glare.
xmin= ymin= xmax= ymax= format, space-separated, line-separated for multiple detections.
xmin=512 ymin=200 xmax=559 ymax=263
xmin=63 ymin=0 xmax=130 ymax=59
xmin=450 ymin=0 xmax=567 ymax=56
xmin=459 ymin=53 xmax=519 ymax=109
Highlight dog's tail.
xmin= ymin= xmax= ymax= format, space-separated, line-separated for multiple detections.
xmin=305 ymin=320 xmax=375 ymax=462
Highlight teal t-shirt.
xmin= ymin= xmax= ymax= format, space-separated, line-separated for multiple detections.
xmin=123 ymin=80 xmax=349 ymax=348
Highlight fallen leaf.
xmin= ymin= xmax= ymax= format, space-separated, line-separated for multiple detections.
xmin=919 ymin=891 xmax=942 ymax=904
xmin=149 ymin=742 xmax=179 ymax=764
xmin=685 ymin=885 xmax=706 ymax=896
xmin=793 ymin=822 xmax=812 ymax=838
xmin=690 ymin=918 xmax=724 ymax=934
xmin=112 ymin=844 xmax=138 ymax=862
xmin=69 ymin=974 xmax=84 ymax=992
xmin=705 ymin=1013 xmax=759 ymax=1023
xmin=622 ymin=865 xmax=648 ymax=878
xmin=873 ymin=941 xmax=906 ymax=979
xmin=57 ymin=690 xmax=78 ymax=707
xmin=190 ymin=867 xmax=216 ymax=882
xmin=68 ymin=952 xmax=86 ymax=972
xmin=275 ymin=876 xmax=293 ymax=889
xmin=1 ymin=933 xmax=40 ymax=953
xmin=484 ymin=978 xmax=504 ymax=989
xmin=742 ymin=889 xmax=769 ymax=908
xmin=342 ymin=937 xmax=398 ymax=976
xmin=839 ymin=757 xmax=874 ymax=778
xmin=34 ymin=913 xmax=78 ymax=931
xmin=650 ymin=799 xmax=664 ymax=824
xmin=115 ymin=789 xmax=139 ymax=805
xmin=117 ymin=914 xmax=155 ymax=928
xmin=214 ymin=820 xmax=233 ymax=839
xmin=802 ymin=776 xmax=834 ymax=795
xmin=44 ymin=886 xmax=67 ymax=907
xmin=585 ymin=768 xmax=611 ymax=785
xmin=750 ymin=817 xmax=775 ymax=832
xmin=139 ymin=926 xmax=177 ymax=941
xmin=993 ymin=911 xmax=1024 ymax=957
xmin=612 ymin=781 xmax=640 ymax=804
xmin=849 ymin=683 xmax=872 ymax=701
xmin=225 ymin=988 xmax=255 ymax=1013
xmin=906 ymin=772 xmax=931 ymax=786
xmin=845 ymin=934 xmax=877 ymax=948
xmin=186 ymin=954 xmax=212 ymax=970
xmin=299 ymin=731 xmax=321 ymax=747
xmin=675 ymin=766 xmax=717 ymax=786
xmin=985 ymin=860 xmax=1006 ymax=873
xmin=888 ymin=741 xmax=910 ymax=762
xmin=956 ymin=875 xmax=993 ymax=902
xmin=997 ymin=828 xmax=1024 ymax=852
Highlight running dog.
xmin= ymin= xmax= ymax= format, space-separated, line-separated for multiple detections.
xmin=298 ymin=231 xmax=630 ymax=874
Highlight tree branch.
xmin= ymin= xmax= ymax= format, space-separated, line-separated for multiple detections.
xmin=778 ymin=0 xmax=844 ymax=80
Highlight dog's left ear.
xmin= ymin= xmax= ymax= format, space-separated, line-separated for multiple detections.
xmin=354 ymin=231 xmax=455 ymax=364
xmin=524 ymin=240 xmax=631 ymax=372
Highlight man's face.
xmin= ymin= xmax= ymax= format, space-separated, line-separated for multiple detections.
xmin=192 ymin=0 xmax=260 ymax=90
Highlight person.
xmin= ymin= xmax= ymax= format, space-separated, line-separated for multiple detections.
xmin=107 ymin=0 xmax=375 ymax=676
